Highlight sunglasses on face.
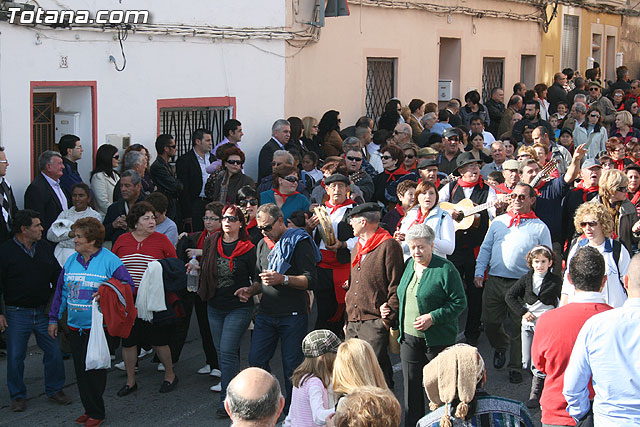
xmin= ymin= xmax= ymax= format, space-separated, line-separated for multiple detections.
xmin=226 ymin=160 xmax=243 ymax=165
xmin=222 ymin=215 xmax=239 ymax=223
xmin=589 ymin=88 xmax=600 ymax=91
xmin=380 ymin=155 xmax=393 ymax=160
xmin=202 ymin=216 xmax=220 ymax=222
xmin=580 ymin=221 xmax=598 ymax=228
xmin=283 ymin=176 xmax=299 ymax=183
xmin=590 ymin=114 xmax=600 ymax=118
xmin=616 ymin=186 xmax=628 ymax=192
xmin=240 ymin=198 xmax=259 ymax=207
xmin=257 ymin=219 xmax=277 ymax=232
xmin=169 ymin=145 xmax=176 ymax=149
xmin=405 ymin=154 xmax=415 ymax=159
xmin=113 ymin=154 xmax=120 ymax=160
xmin=510 ymin=193 xmax=527 ymax=201
xmin=346 ymin=156 xmax=363 ymax=162
xmin=447 ymin=137 xmax=460 ymax=142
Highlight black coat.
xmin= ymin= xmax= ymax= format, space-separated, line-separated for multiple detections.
xmin=258 ymin=138 xmax=285 ymax=181
xmin=176 ymin=150 xmax=214 ymax=220
xmin=485 ymin=99 xmax=506 ymax=137
xmin=24 ymin=173 xmax=69 ymax=235
xmin=0 ymin=180 xmax=17 ymax=243
xmin=102 ymin=194 xmax=146 ymax=243
xmin=505 ymin=270 xmax=563 ymax=317
xmin=547 ymin=82 xmax=568 ymax=115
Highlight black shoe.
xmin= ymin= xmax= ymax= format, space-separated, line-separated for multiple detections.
xmin=216 ymin=408 xmax=229 ymax=419
xmin=493 ymin=350 xmax=506 ymax=369
xmin=117 ymin=383 xmax=137 ymax=397
xmin=159 ymin=376 xmax=179 ymax=393
xmin=509 ymin=370 xmax=523 ymax=384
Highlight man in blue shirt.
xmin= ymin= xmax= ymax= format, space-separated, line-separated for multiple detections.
xmin=474 ymin=182 xmax=552 ymax=384
xmin=563 ymin=253 xmax=640 ymax=426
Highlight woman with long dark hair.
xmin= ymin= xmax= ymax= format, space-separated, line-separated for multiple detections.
xmin=236 ymin=185 xmax=262 ymax=245
xmin=378 ymin=99 xmax=402 ymax=132
xmin=318 ymin=110 xmax=343 ymax=157
xmin=90 ymin=144 xmax=120 ymax=216
xmin=205 ymin=146 xmax=255 ymax=204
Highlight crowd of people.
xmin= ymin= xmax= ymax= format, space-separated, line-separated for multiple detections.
xmin=1 ymin=62 xmax=640 ymax=427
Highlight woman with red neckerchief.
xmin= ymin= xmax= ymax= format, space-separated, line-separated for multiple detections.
xmin=396 ymin=181 xmax=455 ymax=260
xmin=373 ymin=144 xmax=409 ymax=205
xmin=626 ymin=164 xmax=640 ymax=216
xmin=260 ymin=164 xmax=310 ymax=223
xmin=236 ymin=185 xmax=262 ymax=245
xmin=197 ymin=204 xmax=256 ymax=419
xmin=606 ymin=136 xmax=633 ymax=171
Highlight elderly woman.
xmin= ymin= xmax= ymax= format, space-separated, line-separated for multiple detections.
xmin=561 ymin=202 xmax=630 ymax=308
xmin=373 ymin=144 xmax=408 ymax=204
xmin=573 ymin=107 xmax=608 ymax=160
xmin=205 ymin=146 xmax=255 ymax=204
xmin=594 ymin=168 xmax=640 ymax=253
xmin=626 ymin=164 xmax=640 ymax=216
xmin=260 ymin=164 xmax=310 ymax=223
xmin=47 ymin=183 xmax=103 ymax=266
xmin=612 ymin=111 xmax=640 ymax=147
xmin=401 ymin=142 xmax=420 ymax=172
xmin=605 ymin=136 xmax=632 ymax=170
xmin=396 ymin=181 xmax=455 ymax=260
xmin=516 ymin=145 xmax=539 ymax=163
xmin=198 ymin=204 xmax=256 ymax=417
xmin=393 ymin=223 xmax=467 ymax=427
xmin=90 ymin=144 xmax=120 ymax=216
xmin=49 ymin=218 xmax=134 ymax=425
xmin=111 ymin=201 xmax=178 ymax=396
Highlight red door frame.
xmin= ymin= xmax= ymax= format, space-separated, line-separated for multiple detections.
xmin=30 ymin=81 xmax=98 ymax=180
xmin=156 ymin=96 xmax=237 ymax=135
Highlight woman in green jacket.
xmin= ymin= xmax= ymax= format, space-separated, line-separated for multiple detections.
xmin=396 ymin=223 xmax=467 ymax=426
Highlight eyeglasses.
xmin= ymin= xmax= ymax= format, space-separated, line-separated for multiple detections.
xmin=272 ymin=161 xmax=283 ymax=167
xmin=616 ymin=186 xmax=628 ymax=192
xmin=169 ymin=145 xmax=176 ymax=149
xmin=113 ymin=154 xmax=120 ymax=160
xmin=346 ymin=156 xmax=363 ymax=162
xmin=226 ymin=160 xmax=243 ymax=165
xmin=202 ymin=216 xmax=220 ymax=222
xmin=447 ymin=136 xmax=460 ymax=142
xmin=0 ymin=160 xmax=7 ymax=164
xmin=579 ymin=221 xmax=599 ymax=228
xmin=222 ymin=215 xmax=239 ymax=223
xmin=283 ymin=176 xmax=299 ymax=183
xmin=257 ymin=219 xmax=277 ymax=232
xmin=590 ymin=114 xmax=600 ymax=118
xmin=510 ymin=193 xmax=527 ymax=201
xmin=589 ymin=87 xmax=600 ymax=91
xmin=405 ymin=154 xmax=415 ymax=159
xmin=380 ymin=155 xmax=393 ymax=160
xmin=239 ymin=198 xmax=259 ymax=207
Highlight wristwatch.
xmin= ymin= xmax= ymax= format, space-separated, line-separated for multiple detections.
xmin=283 ymin=275 xmax=289 ymax=286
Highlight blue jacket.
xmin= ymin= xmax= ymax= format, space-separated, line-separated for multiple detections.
xmin=268 ymin=228 xmax=321 ymax=274
xmin=60 ymin=158 xmax=84 ymax=199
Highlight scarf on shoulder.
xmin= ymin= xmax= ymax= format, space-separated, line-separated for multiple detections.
xmin=457 ymin=176 xmax=483 ymax=188
xmin=325 ymin=198 xmax=355 ymax=214
xmin=384 ymin=167 xmax=409 ymax=183
xmin=273 ymin=188 xmax=299 ymax=204
xmin=216 ymin=238 xmax=254 ymax=272
xmin=575 ymin=181 xmax=599 ymax=202
xmin=352 ymin=227 xmax=392 ymax=267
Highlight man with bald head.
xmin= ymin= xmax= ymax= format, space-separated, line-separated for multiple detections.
xmin=224 ymin=367 xmax=285 ymax=426
xmin=563 ymin=253 xmax=640 ymax=425
xmin=393 ymin=123 xmax=412 ymax=145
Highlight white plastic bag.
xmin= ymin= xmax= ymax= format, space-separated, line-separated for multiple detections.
xmin=85 ymin=298 xmax=111 ymax=370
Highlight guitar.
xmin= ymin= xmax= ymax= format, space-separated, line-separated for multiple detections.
xmin=439 ymin=193 xmax=510 ymax=232
xmin=530 ymin=159 xmax=558 ymax=188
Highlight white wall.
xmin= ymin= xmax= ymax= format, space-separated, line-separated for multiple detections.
xmin=0 ymin=0 xmax=287 ymax=207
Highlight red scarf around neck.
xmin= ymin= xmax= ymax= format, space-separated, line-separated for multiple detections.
xmin=197 ymin=230 xmax=213 ymax=250
xmin=246 ymin=218 xmax=257 ymax=230
xmin=273 ymin=188 xmax=299 ymax=204
xmin=630 ymin=190 xmax=640 ymax=206
xmin=384 ymin=167 xmax=409 ymax=182
xmin=352 ymin=227 xmax=392 ymax=267
xmin=613 ymin=158 xmax=625 ymax=170
xmin=575 ymin=181 xmax=599 ymax=202
xmin=263 ymin=236 xmax=276 ymax=250
xmin=395 ymin=204 xmax=405 ymax=217
xmin=408 ymin=207 xmax=430 ymax=230
xmin=457 ymin=176 xmax=484 ymax=188
xmin=325 ymin=198 xmax=356 ymax=214
xmin=507 ymin=210 xmax=538 ymax=228
xmin=217 ymin=238 xmax=255 ymax=271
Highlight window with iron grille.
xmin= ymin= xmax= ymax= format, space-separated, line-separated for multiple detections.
xmin=561 ymin=15 xmax=579 ymax=71
xmin=366 ymin=58 xmax=396 ymax=128
xmin=482 ymin=58 xmax=504 ymax=104
xmin=159 ymin=106 xmax=233 ymax=158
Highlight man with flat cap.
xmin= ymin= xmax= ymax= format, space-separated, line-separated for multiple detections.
xmin=306 ymin=173 xmax=358 ymax=334
xmin=344 ymin=202 xmax=404 ymax=387
xmin=417 ymin=158 xmax=450 ymax=190
xmin=439 ymin=152 xmax=498 ymax=345
xmin=493 ymin=159 xmax=521 ymax=195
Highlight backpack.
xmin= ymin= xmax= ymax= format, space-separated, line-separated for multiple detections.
xmin=567 ymin=236 xmax=623 ymax=285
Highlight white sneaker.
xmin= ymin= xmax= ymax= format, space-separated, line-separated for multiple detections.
xmin=114 ymin=361 xmax=126 ymax=371
xmin=210 ymin=369 xmax=222 ymax=378
xmin=157 ymin=363 xmax=165 ymax=372
xmin=197 ymin=364 xmax=211 ymax=374
xmin=138 ymin=348 xmax=153 ymax=359
xmin=210 ymin=383 xmax=222 ymax=392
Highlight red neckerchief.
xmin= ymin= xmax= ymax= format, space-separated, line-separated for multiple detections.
xmin=406 ymin=161 xmax=417 ymax=171
xmin=197 ymin=230 xmax=213 ymax=250
xmin=395 ymin=204 xmax=405 ymax=217
xmin=264 ymin=236 xmax=275 ymax=250
xmin=384 ymin=167 xmax=409 ymax=183
xmin=630 ymin=190 xmax=640 ymax=206
xmin=216 ymin=238 xmax=255 ymax=271
xmin=507 ymin=210 xmax=538 ymax=228
xmin=434 ymin=178 xmax=441 ymax=188
xmin=246 ymin=218 xmax=257 ymax=230
xmin=352 ymin=227 xmax=392 ymax=267
xmin=325 ymin=198 xmax=355 ymax=214
xmin=495 ymin=183 xmax=514 ymax=194
xmin=575 ymin=181 xmax=599 ymax=202
xmin=457 ymin=176 xmax=484 ymax=188
xmin=408 ymin=208 xmax=429 ymax=230
xmin=273 ymin=187 xmax=299 ymax=204
xmin=613 ymin=159 xmax=625 ymax=170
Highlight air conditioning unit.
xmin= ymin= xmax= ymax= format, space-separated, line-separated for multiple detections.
xmin=105 ymin=134 xmax=131 ymax=149
xmin=438 ymin=80 xmax=453 ymax=101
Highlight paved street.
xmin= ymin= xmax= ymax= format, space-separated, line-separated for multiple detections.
xmin=0 ymin=315 xmax=542 ymax=426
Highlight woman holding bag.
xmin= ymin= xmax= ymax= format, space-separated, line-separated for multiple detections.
xmin=48 ymin=218 xmax=134 ymax=426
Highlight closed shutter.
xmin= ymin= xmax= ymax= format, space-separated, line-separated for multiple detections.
xmin=561 ymin=15 xmax=579 ymax=70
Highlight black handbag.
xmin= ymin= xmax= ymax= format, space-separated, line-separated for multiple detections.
xmin=575 ymin=401 xmax=594 ymax=427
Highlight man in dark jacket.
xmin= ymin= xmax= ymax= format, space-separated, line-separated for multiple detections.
xmin=150 ymin=134 xmax=182 ymax=221
xmin=486 ymin=88 xmax=506 ymax=137
xmin=0 ymin=147 xmax=17 ymax=244
xmin=511 ymin=100 xmax=554 ymax=143
xmin=57 ymin=134 xmax=84 ymax=199
xmin=103 ymin=170 xmax=145 ymax=244
xmin=258 ymin=119 xmax=291 ymax=181
xmin=547 ymin=72 xmax=568 ymax=115
xmin=567 ymin=77 xmax=588 ymax=109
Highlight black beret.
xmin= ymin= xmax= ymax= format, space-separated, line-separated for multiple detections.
xmin=347 ymin=202 xmax=381 ymax=220
xmin=324 ymin=173 xmax=350 ymax=185
xmin=418 ymin=159 xmax=439 ymax=169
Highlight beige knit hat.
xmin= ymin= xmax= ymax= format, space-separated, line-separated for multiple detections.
xmin=422 ymin=344 xmax=486 ymax=427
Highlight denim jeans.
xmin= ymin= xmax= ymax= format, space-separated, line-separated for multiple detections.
xmin=5 ymin=305 xmax=65 ymax=400
xmin=521 ymin=323 xmax=546 ymax=378
xmin=248 ymin=312 xmax=307 ymax=413
xmin=207 ymin=305 xmax=252 ymax=408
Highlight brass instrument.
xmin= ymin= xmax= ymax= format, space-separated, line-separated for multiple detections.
xmin=314 ymin=206 xmax=336 ymax=246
